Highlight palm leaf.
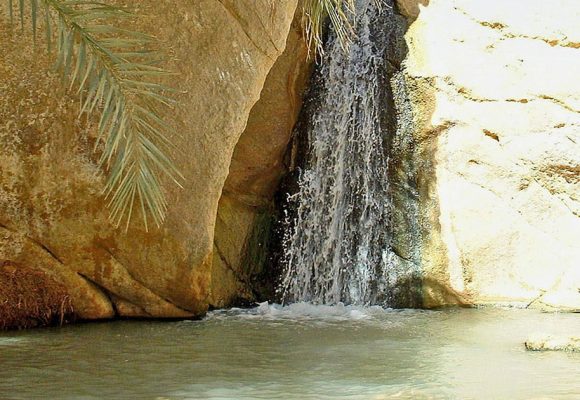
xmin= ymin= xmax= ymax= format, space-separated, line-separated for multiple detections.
xmin=301 ymin=0 xmax=385 ymax=55
xmin=4 ymin=0 xmax=182 ymax=230
xmin=301 ymin=0 xmax=356 ymax=55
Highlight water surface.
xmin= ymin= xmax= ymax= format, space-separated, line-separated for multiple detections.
xmin=1 ymin=305 xmax=578 ymax=399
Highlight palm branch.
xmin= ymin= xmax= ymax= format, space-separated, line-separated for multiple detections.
xmin=301 ymin=0 xmax=356 ymax=55
xmin=4 ymin=0 xmax=182 ymax=230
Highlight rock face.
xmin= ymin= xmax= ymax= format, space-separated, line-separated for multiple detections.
xmin=2 ymin=0 xmax=578 ymax=322
xmin=396 ymin=0 xmax=580 ymax=309
xmin=210 ymin=9 xmax=312 ymax=308
xmin=396 ymin=0 xmax=429 ymax=20
xmin=0 ymin=0 xmax=299 ymax=320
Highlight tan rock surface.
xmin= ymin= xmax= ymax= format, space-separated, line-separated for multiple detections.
xmin=211 ymin=10 xmax=312 ymax=307
xmin=396 ymin=0 xmax=430 ymax=20
xmin=400 ymin=0 xmax=580 ymax=309
xmin=0 ymin=0 xmax=298 ymax=318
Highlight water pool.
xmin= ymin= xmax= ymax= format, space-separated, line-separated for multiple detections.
xmin=0 ymin=304 xmax=578 ymax=399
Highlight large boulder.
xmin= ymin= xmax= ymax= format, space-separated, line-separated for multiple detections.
xmin=396 ymin=0 xmax=580 ymax=309
xmin=0 ymin=0 xmax=299 ymax=320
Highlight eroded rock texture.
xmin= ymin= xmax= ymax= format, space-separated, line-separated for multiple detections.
xmin=210 ymin=9 xmax=312 ymax=307
xmin=2 ymin=0 xmax=578 ymax=322
xmin=396 ymin=0 xmax=580 ymax=309
xmin=0 ymin=0 xmax=299 ymax=319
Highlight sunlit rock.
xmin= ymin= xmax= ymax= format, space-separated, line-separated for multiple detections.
xmin=397 ymin=0 xmax=580 ymax=309
xmin=525 ymin=334 xmax=580 ymax=352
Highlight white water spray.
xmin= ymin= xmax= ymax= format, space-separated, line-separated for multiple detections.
xmin=281 ymin=0 xmax=399 ymax=306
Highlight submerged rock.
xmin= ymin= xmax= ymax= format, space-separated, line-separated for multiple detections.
xmin=525 ymin=335 xmax=580 ymax=352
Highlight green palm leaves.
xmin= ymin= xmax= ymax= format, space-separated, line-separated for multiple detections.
xmin=3 ymin=0 xmax=363 ymax=231
xmin=5 ymin=0 xmax=181 ymax=230
xmin=302 ymin=0 xmax=356 ymax=54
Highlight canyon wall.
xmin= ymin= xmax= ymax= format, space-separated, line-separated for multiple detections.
xmin=1 ymin=0 xmax=578 ymax=327
xmin=396 ymin=0 xmax=580 ymax=310
xmin=0 ymin=0 xmax=299 ymax=321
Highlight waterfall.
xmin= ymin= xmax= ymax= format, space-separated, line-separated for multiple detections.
xmin=281 ymin=0 xmax=402 ymax=306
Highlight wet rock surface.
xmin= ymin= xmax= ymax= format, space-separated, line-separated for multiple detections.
xmin=525 ymin=334 xmax=580 ymax=352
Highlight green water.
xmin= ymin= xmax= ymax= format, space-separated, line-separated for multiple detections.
xmin=0 ymin=304 xmax=578 ymax=399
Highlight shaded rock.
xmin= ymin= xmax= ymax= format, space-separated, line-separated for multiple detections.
xmin=396 ymin=0 xmax=430 ymax=20
xmin=210 ymin=7 xmax=312 ymax=308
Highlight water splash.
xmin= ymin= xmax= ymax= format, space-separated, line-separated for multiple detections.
xmin=281 ymin=0 xmax=399 ymax=306
xmin=206 ymin=302 xmax=396 ymax=322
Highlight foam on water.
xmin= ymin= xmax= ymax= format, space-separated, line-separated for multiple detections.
xmin=0 ymin=337 xmax=30 ymax=346
xmin=206 ymin=301 xmax=424 ymax=324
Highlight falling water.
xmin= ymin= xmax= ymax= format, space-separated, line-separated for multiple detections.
xmin=281 ymin=0 xmax=400 ymax=306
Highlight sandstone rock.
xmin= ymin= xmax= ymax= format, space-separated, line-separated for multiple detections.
xmin=530 ymin=284 xmax=580 ymax=313
xmin=396 ymin=0 xmax=430 ymax=20
xmin=0 ymin=0 xmax=299 ymax=319
xmin=397 ymin=0 xmax=580 ymax=309
xmin=525 ymin=334 xmax=580 ymax=352
xmin=210 ymin=8 xmax=312 ymax=307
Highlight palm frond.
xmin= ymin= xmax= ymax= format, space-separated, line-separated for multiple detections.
xmin=302 ymin=0 xmax=388 ymax=56
xmin=4 ymin=0 xmax=182 ymax=230
xmin=302 ymin=0 xmax=356 ymax=55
